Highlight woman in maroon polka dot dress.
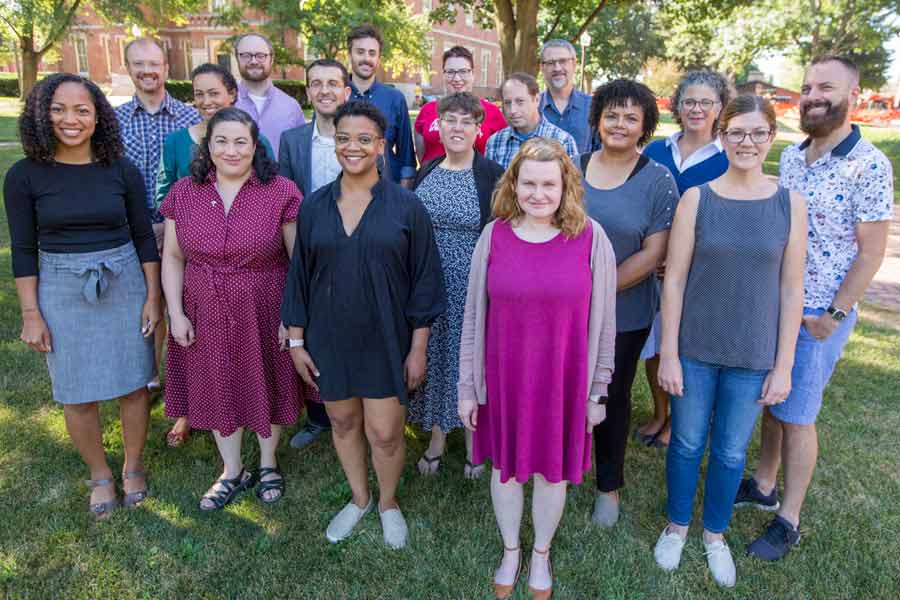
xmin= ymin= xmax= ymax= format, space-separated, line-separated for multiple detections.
xmin=160 ymin=107 xmax=302 ymax=510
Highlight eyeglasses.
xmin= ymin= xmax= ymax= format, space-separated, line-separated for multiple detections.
xmin=334 ymin=133 xmax=382 ymax=147
xmin=443 ymin=68 xmax=473 ymax=80
xmin=237 ymin=52 xmax=271 ymax=62
xmin=680 ymin=98 xmax=719 ymax=111
xmin=723 ymin=128 xmax=774 ymax=145
xmin=541 ymin=58 xmax=573 ymax=68
xmin=308 ymin=81 xmax=346 ymax=91
xmin=440 ymin=116 xmax=479 ymax=129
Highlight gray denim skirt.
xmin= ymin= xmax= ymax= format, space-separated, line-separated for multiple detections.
xmin=38 ymin=243 xmax=156 ymax=404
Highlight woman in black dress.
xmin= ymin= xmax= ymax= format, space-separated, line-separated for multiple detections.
xmin=282 ymin=100 xmax=446 ymax=549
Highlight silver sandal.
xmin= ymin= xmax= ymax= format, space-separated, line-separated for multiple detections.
xmin=122 ymin=470 xmax=148 ymax=508
xmin=86 ymin=478 xmax=120 ymax=520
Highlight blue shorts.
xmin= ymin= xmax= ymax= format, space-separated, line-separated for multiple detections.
xmin=769 ymin=307 xmax=857 ymax=425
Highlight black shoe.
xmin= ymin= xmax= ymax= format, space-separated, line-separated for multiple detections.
xmin=289 ymin=421 xmax=329 ymax=449
xmin=746 ymin=515 xmax=801 ymax=561
xmin=734 ymin=477 xmax=780 ymax=511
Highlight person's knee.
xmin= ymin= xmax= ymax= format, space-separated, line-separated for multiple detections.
xmin=329 ymin=411 xmax=362 ymax=436
xmin=669 ymin=426 xmax=706 ymax=458
xmin=365 ymin=422 xmax=403 ymax=453
xmin=64 ymin=401 xmax=99 ymax=417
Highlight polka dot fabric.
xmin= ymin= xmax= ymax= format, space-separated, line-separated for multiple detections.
xmin=160 ymin=172 xmax=304 ymax=437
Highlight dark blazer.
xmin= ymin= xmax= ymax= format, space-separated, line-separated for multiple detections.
xmin=412 ymin=151 xmax=505 ymax=230
xmin=278 ymin=121 xmax=315 ymax=197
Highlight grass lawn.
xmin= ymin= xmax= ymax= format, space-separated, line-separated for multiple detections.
xmin=1 ymin=132 xmax=899 ymax=598
xmin=0 ymin=99 xmax=20 ymax=143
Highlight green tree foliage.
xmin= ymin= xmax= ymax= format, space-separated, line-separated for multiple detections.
xmin=215 ymin=0 xmax=430 ymax=78
xmin=0 ymin=0 xmax=206 ymax=99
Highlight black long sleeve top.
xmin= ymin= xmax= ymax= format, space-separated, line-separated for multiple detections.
xmin=4 ymin=157 xmax=160 ymax=277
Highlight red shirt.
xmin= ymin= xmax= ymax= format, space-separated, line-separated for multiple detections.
xmin=414 ymin=98 xmax=507 ymax=163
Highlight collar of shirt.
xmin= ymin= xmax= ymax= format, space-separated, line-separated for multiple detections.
xmin=238 ymin=82 xmax=274 ymax=102
xmin=326 ymin=172 xmax=386 ymax=200
xmin=125 ymin=91 xmax=180 ymax=117
xmin=350 ymin=79 xmax=382 ymax=100
xmin=797 ymin=124 xmax=862 ymax=164
xmin=312 ymin=119 xmax=335 ymax=146
xmin=665 ymin=131 xmax=724 ymax=173
xmin=539 ymin=89 xmax=587 ymax=116
xmin=512 ymin=117 xmax=548 ymax=142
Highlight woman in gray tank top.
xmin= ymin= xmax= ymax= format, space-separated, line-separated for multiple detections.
xmin=652 ymin=95 xmax=808 ymax=587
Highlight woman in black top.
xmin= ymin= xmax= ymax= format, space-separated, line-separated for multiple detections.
xmin=282 ymin=101 xmax=446 ymax=549
xmin=4 ymin=74 xmax=161 ymax=520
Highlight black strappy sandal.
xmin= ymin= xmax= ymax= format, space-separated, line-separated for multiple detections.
xmin=255 ymin=467 xmax=285 ymax=505
xmin=417 ymin=453 xmax=442 ymax=476
xmin=199 ymin=468 xmax=256 ymax=511
xmin=86 ymin=478 xmax=120 ymax=521
xmin=122 ymin=470 xmax=148 ymax=508
xmin=464 ymin=460 xmax=486 ymax=480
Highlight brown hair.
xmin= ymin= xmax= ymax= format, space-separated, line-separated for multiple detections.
xmin=502 ymin=72 xmax=540 ymax=98
xmin=491 ymin=137 xmax=587 ymax=239
xmin=437 ymin=92 xmax=484 ymax=124
xmin=718 ymin=94 xmax=777 ymax=133
xmin=442 ymin=45 xmax=474 ymax=69
xmin=347 ymin=24 xmax=383 ymax=52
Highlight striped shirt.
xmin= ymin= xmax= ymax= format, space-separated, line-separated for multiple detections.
xmin=115 ymin=93 xmax=200 ymax=223
xmin=485 ymin=117 xmax=578 ymax=169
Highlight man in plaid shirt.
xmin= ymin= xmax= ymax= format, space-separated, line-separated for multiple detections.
xmin=115 ymin=38 xmax=200 ymax=232
xmin=485 ymin=72 xmax=578 ymax=169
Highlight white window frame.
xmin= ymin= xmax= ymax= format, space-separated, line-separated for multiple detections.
xmin=73 ymin=35 xmax=89 ymax=75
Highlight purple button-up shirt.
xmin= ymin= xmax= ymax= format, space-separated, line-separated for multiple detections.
xmin=235 ymin=82 xmax=305 ymax=160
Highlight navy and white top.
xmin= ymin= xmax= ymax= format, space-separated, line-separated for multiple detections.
xmin=643 ymin=132 xmax=728 ymax=195
xmin=679 ymin=184 xmax=792 ymax=370
xmin=779 ymin=125 xmax=893 ymax=310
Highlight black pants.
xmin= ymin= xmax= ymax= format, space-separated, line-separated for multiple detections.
xmin=307 ymin=399 xmax=332 ymax=428
xmin=593 ymin=327 xmax=651 ymax=492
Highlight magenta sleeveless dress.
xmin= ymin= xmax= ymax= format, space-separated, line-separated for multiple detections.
xmin=472 ymin=220 xmax=593 ymax=484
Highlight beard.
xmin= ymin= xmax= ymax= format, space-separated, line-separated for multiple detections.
xmin=239 ymin=65 xmax=271 ymax=82
xmin=800 ymin=97 xmax=849 ymax=138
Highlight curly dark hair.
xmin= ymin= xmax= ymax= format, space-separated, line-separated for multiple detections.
xmin=670 ymin=70 xmax=733 ymax=135
xmin=589 ymin=78 xmax=659 ymax=147
xmin=19 ymin=73 xmax=123 ymax=165
xmin=190 ymin=107 xmax=277 ymax=184
xmin=333 ymin=100 xmax=387 ymax=137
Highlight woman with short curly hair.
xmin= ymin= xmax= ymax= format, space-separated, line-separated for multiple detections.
xmin=4 ymin=73 xmax=162 ymax=520
xmin=160 ymin=106 xmax=302 ymax=510
xmin=458 ymin=137 xmax=617 ymax=597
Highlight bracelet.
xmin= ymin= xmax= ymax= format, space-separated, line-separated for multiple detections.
xmin=589 ymin=395 xmax=608 ymax=405
xmin=21 ymin=307 xmax=39 ymax=314
xmin=288 ymin=338 xmax=305 ymax=348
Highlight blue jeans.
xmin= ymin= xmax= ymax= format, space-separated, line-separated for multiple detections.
xmin=666 ymin=357 xmax=767 ymax=533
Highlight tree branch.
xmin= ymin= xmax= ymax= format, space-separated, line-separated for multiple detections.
xmin=570 ymin=0 xmax=610 ymax=43
xmin=0 ymin=12 xmax=23 ymax=40
xmin=37 ymin=0 xmax=84 ymax=56
xmin=543 ymin=11 xmax=563 ymax=42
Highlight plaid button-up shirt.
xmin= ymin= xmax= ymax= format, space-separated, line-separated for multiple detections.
xmin=485 ymin=117 xmax=578 ymax=169
xmin=115 ymin=93 xmax=200 ymax=222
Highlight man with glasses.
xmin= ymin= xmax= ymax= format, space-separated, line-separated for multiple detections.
xmin=278 ymin=58 xmax=353 ymax=449
xmin=234 ymin=33 xmax=304 ymax=160
xmin=734 ymin=55 xmax=892 ymax=561
xmin=486 ymin=72 xmax=578 ymax=169
xmin=539 ymin=39 xmax=597 ymax=154
xmin=346 ymin=24 xmax=416 ymax=187
xmin=413 ymin=45 xmax=506 ymax=163
xmin=115 ymin=37 xmax=200 ymax=394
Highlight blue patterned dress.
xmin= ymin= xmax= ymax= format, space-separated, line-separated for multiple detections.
xmin=409 ymin=167 xmax=481 ymax=432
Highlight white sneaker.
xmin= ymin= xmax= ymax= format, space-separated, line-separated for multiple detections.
xmin=653 ymin=527 xmax=687 ymax=572
xmin=379 ymin=507 xmax=409 ymax=549
xmin=325 ymin=495 xmax=373 ymax=543
xmin=704 ymin=538 xmax=736 ymax=588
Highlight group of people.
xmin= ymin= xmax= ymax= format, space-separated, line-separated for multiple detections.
xmin=4 ymin=20 xmax=893 ymax=596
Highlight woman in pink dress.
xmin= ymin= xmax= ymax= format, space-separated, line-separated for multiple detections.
xmin=458 ymin=137 xmax=617 ymax=598
xmin=160 ymin=107 xmax=302 ymax=510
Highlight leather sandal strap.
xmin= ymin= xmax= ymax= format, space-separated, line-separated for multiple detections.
xmin=532 ymin=546 xmax=550 ymax=556
xmin=86 ymin=478 xmax=115 ymax=488
xmin=504 ymin=545 xmax=520 ymax=552
xmin=123 ymin=470 xmax=145 ymax=480
xmin=257 ymin=467 xmax=282 ymax=479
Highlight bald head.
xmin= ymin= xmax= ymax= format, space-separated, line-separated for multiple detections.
xmin=124 ymin=38 xmax=166 ymax=66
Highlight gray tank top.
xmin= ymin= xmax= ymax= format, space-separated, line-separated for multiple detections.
xmin=679 ymin=184 xmax=791 ymax=370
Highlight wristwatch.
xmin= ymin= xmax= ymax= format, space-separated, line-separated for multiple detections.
xmin=826 ymin=305 xmax=847 ymax=322
xmin=589 ymin=395 xmax=608 ymax=405
xmin=288 ymin=338 xmax=305 ymax=348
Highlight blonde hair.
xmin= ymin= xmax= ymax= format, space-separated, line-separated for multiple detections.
xmin=491 ymin=137 xmax=587 ymax=238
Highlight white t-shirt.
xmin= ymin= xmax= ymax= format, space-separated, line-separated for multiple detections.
xmin=248 ymin=93 xmax=267 ymax=114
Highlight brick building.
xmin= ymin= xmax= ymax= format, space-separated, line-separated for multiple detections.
xmin=24 ymin=1 xmax=501 ymax=103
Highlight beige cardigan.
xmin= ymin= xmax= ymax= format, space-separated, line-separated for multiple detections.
xmin=457 ymin=218 xmax=617 ymax=406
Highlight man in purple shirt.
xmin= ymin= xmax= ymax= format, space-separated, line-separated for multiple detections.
xmin=234 ymin=33 xmax=304 ymax=160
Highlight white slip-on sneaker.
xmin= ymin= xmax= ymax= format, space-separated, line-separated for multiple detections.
xmin=704 ymin=539 xmax=736 ymax=588
xmin=653 ymin=527 xmax=687 ymax=572
xmin=379 ymin=507 xmax=409 ymax=549
xmin=325 ymin=495 xmax=374 ymax=543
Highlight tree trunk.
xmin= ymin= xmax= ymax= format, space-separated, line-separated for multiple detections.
xmin=20 ymin=44 xmax=41 ymax=100
xmin=494 ymin=0 xmax=540 ymax=77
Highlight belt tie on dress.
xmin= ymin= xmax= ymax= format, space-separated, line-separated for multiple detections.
xmin=75 ymin=258 xmax=126 ymax=304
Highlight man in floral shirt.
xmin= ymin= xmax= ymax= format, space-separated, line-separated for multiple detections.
xmin=734 ymin=55 xmax=892 ymax=561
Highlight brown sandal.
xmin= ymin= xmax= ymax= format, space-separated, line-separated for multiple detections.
xmin=86 ymin=478 xmax=119 ymax=521
xmin=122 ymin=470 xmax=148 ymax=507
xmin=493 ymin=545 xmax=522 ymax=599
xmin=528 ymin=546 xmax=553 ymax=599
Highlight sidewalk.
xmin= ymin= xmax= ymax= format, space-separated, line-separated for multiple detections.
xmin=864 ymin=205 xmax=900 ymax=312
